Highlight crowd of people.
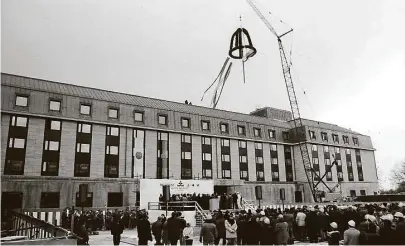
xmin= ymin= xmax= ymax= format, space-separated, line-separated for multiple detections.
xmin=157 ymin=192 xmax=243 ymax=211
xmin=63 ymin=202 xmax=405 ymax=245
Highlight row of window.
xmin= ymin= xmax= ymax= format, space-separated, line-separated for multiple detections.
xmin=309 ymin=130 xmax=359 ymax=146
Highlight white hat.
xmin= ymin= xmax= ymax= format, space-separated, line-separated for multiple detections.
xmin=330 ymin=222 xmax=338 ymax=229
xmin=348 ymin=220 xmax=356 ymax=227
xmin=264 ymin=218 xmax=270 ymax=224
xmin=368 ymin=215 xmax=377 ymax=223
xmin=365 ymin=214 xmax=370 ymax=220
xmin=320 ymin=208 xmax=325 ymax=213
xmin=278 ymin=214 xmax=284 ymax=219
xmin=260 ymin=211 xmax=265 ymax=216
xmin=310 ymin=207 xmax=315 ymax=212
xmin=206 ymin=215 xmax=212 ymax=220
xmin=394 ymin=212 xmax=404 ymax=218
xmin=399 ymin=202 xmax=404 ymax=208
xmin=380 ymin=205 xmax=385 ymax=209
xmin=381 ymin=215 xmax=393 ymax=222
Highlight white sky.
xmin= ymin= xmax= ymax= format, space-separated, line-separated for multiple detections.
xmin=2 ymin=0 xmax=405 ymax=189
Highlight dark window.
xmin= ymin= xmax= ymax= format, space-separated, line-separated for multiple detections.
xmin=76 ymin=192 xmax=93 ymax=207
xmin=309 ymin=130 xmax=316 ymax=140
xmin=254 ymin=128 xmax=261 ymax=137
xmin=134 ymin=111 xmax=144 ymax=122
xmin=5 ymin=115 xmax=29 ymax=175
xmin=16 ymin=95 xmax=28 ymax=107
xmin=80 ymin=104 xmax=91 ymax=115
xmin=237 ymin=126 xmax=246 ymax=136
xmin=269 ymin=130 xmax=276 ymax=139
xmin=201 ymin=135 xmax=212 ymax=179
xmin=360 ymin=190 xmax=366 ymax=196
xmin=353 ymin=137 xmax=359 ymax=146
xmin=181 ymin=117 xmax=190 ymax=128
xmin=325 ymin=158 xmax=332 ymax=181
xmin=74 ymin=123 xmax=92 ymax=177
xmin=343 ymin=135 xmax=349 ymax=144
xmin=321 ymin=132 xmax=328 ymax=142
xmin=284 ymin=145 xmax=293 ymax=182
xmin=282 ymin=131 xmax=290 ymax=140
xmin=49 ymin=100 xmax=61 ymax=111
xmin=42 ymin=162 xmax=58 ymax=176
xmin=350 ymin=190 xmax=356 ymax=197
xmin=257 ymin=171 xmax=264 ymax=181
xmin=4 ymin=160 xmax=24 ymax=175
xmin=40 ymin=192 xmax=60 ymax=208
xmin=1 ymin=192 xmax=23 ymax=212
xmin=157 ymin=132 xmax=169 ymax=179
xmin=332 ymin=134 xmax=339 ymax=143
xmin=108 ymin=108 xmax=119 ymax=119
xmin=158 ymin=115 xmax=167 ymax=125
xmin=201 ymin=120 xmax=210 ymax=131
xmin=107 ymin=192 xmax=123 ymax=207
xmin=220 ymin=123 xmax=229 ymax=133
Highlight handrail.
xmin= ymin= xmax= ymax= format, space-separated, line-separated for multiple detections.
xmin=194 ymin=202 xmax=207 ymax=220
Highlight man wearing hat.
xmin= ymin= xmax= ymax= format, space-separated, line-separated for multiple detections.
xmin=200 ymin=214 xmax=217 ymax=245
xmin=327 ymin=222 xmax=340 ymax=245
xmin=343 ymin=220 xmax=359 ymax=245
xmin=306 ymin=207 xmax=319 ymax=243
xmin=393 ymin=212 xmax=405 ymax=244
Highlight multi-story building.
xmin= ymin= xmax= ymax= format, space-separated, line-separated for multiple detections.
xmin=1 ymin=73 xmax=379 ymax=210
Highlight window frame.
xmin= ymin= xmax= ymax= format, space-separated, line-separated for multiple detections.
xmin=49 ymin=99 xmax=61 ymax=112
xmin=181 ymin=117 xmax=191 ymax=128
xmin=253 ymin=127 xmax=262 ymax=137
xmin=321 ymin=132 xmax=328 ymax=141
xmin=158 ymin=114 xmax=168 ymax=125
xmin=40 ymin=192 xmax=60 ymax=208
xmin=282 ymin=131 xmax=290 ymax=140
xmin=134 ymin=111 xmax=144 ymax=122
xmin=220 ymin=123 xmax=229 ymax=133
xmin=201 ymin=120 xmax=210 ymax=131
xmin=353 ymin=137 xmax=359 ymax=146
xmin=15 ymin=95 xmax=29 ymax=107
xmin=11 ymin=116 xmax=28 ymax=128
xmin=309 ymin=130 xmax=316 ymax=140
xmin=237 ymin=125 xmax=246 ymax=136
xmin=332 ymin=134 xmax=339 ymax=143
xmin=108 ymin=107 xmax=119 ymax=119
xmin=80 ymin=104 xmax=91 ymax=115
xmin=269 ymin=129 xmax=276 ymax=139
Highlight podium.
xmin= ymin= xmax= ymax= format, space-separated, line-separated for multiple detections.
xmin=209 ymin=198 xmax=219 ymax=211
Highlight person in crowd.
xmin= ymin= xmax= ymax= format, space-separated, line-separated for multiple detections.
xmin=275 ymin=214 xmax=289 ymax=245
xmin=152 ymin=216 xmax=163 ymax=245
xmin=379 ymin=215 xmax=394 ymax=245
xmin=296 ymin=208 xmax=307 ymax=241
xmin=245 ymin=211 xmax=260 ymax=245
xmin=261 ymin=217 xmax=274 ymax=245
xmin=306 ymin=207 xmax=319 ymax=243
xmin=162 ymin=217 xmax=170 ymax=245
xmin=236 ymin=213 xmax=247 ymax=245
xmin=224 ymin=215 xmax=237 ymax=245
xmin=183 ymin=223 xmax=194 ymax=245
xmin=215 ymin=212 xmax=226 ymax=245
xmin=232 ymin=193 xmax=238 ymax=209
xmin=137 ymin=212 xmax=152 ymax=246
xmin=318 ymin=207 xmax=329 ymax=242
xmin=200 ymin=214 xmax=218 ymax=245
xmin=167 ymin=212 xmax=182 ymax=245
xmin=327 ymin=222 xmax=340 ymax=245
xmin=283 ymin=208 xmax=294 ymax=241
xmin=393 ymin=212 xmax=405 ymax=245
xmin=344 ymin=220 xmax=360 ymax=245
xmin=75 ymin=215 xmax=89 ymax=245
xmin=111 ymin=212 xmax=125 ymax=246
xmin=178 ymin=213 xmax=187 ymax=245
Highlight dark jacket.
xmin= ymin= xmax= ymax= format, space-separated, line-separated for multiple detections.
xmin=167 ymin=217 xmax=182 ymax=240
xmin=328 ymin=230 xmax=341 ymax=245
xmin=151 ymin=220 xmax=163 ymax=237
xmin=215 ymin=217 xmax=226 ymax=237
xmin=306 ymin=211 xmax=320 ymax=232
xmin=137 ymin=219 xmax=152 ymax=241
xmin=111 ymin=215 xmax=124 ymax=235
xmin=261 ymin=224 xmax=274 ymax=245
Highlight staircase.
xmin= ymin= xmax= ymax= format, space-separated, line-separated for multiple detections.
xmin=194 ymin=203 xmax=207 ymax=227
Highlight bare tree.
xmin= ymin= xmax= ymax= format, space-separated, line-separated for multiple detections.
xmin=390 ymin=159 xmax=405 ymax=184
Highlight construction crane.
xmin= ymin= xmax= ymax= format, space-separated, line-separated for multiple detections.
xmin=245 ymin=0 xmax=334 ymax=202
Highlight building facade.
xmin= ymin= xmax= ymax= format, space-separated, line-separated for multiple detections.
xmin=1 ymin=73 xmax=379 ymax=210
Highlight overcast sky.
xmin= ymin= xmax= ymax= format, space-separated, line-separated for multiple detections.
xmin=2 ymin=0 xmax=404 ymax=189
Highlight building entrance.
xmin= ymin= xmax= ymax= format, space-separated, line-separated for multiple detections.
xmin=214 ymin=185 xmax=229 ymax=195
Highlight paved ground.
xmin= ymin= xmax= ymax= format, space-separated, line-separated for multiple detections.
xmin=88 ymin=230 xmax=328 ymax=245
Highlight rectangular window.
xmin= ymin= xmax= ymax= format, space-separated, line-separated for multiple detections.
xmin=321 ymin=132 xmax=328 ymax=141
xmin=203 ymin=169 xmax=212 ymax=178
xmin=44 ymin=140 xmax=59 ymax=151
xmin=42 ymin=161 xmax=59 ymax=176
xmin=181 ymin=168 xmax=192 ymax=178
xmin=269 ymin=130 xmax=276 ymax=139
xmin=239 ymin=155 xmax=247 ymax=163
xmin=324 ymin=145 xmax=329 ymax=153
xmin=240 ymin=170 xmax=248 ymax=179
xmin=347 ymin=161 xmax=352 ymax=167
xmin=237 ymin=125 xmax=246 ymax=136
xmin=256 ymin=156 xmax=263 ymax=164
xmin=221 ymin=139 xmax=230 ymax=147
xmin=335 ymin=147 xmax=341 ymax=154
xmin=238 ymin=141 xmax=247 ymax=149
xmin=270 ymin=144 xmax=277 ymax=152
xmin=75 ymin=192 xmax=93 ymax=207
xmin=254 ymin=128 xmax=261 ymax=137
xmin=80 ymin=104 xmax=91 ymax=115
xmin=107 ymin=146 xmax=119 ymax=155
xmin=16 ymin=95 xmax=28 ymax=107
xmin=332 ymin=134 xmax=339 ymax=143
xmin=11 ymin=116 xmax=28 ymax=127
xmin=181 ymin=134 xmax=191 ymax=143
xmin=181 ymin=151 xmax=192 ymax=160
xmin=350 ymin=190 xmax=356 ymax=197
xmin=108 ymin=108 xmax=119 ymax=119
xmin=202 ymin=137 xmax=211 ymax=145
xmin=282 ymin=131 xmax=290 ymax=140
xmin=272 ymin=172 xmax=279 ymax=180
xmin=78 ymin=123 xmax=92 ymax=133
xmin=221 ymin=154 xmax=230 ymax=162
xmin=271 ymin=157 xmax=278 ymax=165
xmin=360 ymin=190 xmax=366 ymax=196
xmin=312 ymin=157 xmax=319 ymax=165
xmin=134 ymin=111 xmax=144 ymax=122
xmin=257 ymin=171 xmax=264 ymax=180
xmin=353 ymin=137 xmax=359 ymax=146
xmin=40 ymin=192 xmax=60 ymax=208
xmin=220 ymin=123 xmax=229 ymax=133
xmin=50 ymin=120 xmax=61 ymax=131
xmin=107 ymin=192 xmax=123 ymax=207
xmin=343 ymin=135 xmax=349 ymax=144
xmin=222 ymin=169 xmax=231 ymax=179
xmin=201 ymin=120 xmax=210 ymax=130
xmin=203 ymin=153 xmax=212 ymax=161
xmin=181 ymin=117 xmax=190 ymax=128
xmin=49 ymin=100 xmax=61 ymax=111
xmin=158 ymin=115 xmax=167 ymax=125
xmin=254 ymin=142 xmax=263 ymax=150
xmin=309 ymin=130 xmax=316 ymax=140
xmin=107 ymin=126 xmax=119 ymax=136
xmin=5 ymin=160 xmax=24 ymax=174
xmin=77 ymin=143 xmax=90 ymax=153
xmin=8 ymin=138 xmax=25 ymax=149
xmin=348 ymin=172 xmax=354 ymax=181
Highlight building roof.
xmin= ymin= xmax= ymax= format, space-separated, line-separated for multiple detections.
xmin=1 ymin=73 xmax=364 ymax=135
